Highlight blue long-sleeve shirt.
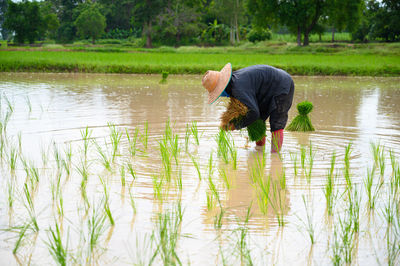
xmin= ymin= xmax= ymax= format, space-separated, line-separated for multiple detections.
xmin=224 ymin=65 xmax=293 ymax=129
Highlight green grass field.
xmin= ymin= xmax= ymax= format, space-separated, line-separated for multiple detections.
xmin=0 ymin=49 xmax=399 ymax=76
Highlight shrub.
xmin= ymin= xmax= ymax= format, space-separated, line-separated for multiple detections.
xmin=247 ymin=28 xmax=271 ymax=43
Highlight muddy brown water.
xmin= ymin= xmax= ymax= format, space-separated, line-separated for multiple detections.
xmin=0 ymin=73 xmax=399 ymax=265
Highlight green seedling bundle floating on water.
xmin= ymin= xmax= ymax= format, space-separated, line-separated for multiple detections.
xmin=287 ymin=101 xmax=315 ymax=132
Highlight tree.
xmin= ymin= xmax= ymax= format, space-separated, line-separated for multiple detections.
xmin=4 ymin=0 xmax=45 ymax=44
xmin=369 ymin=0 xmax=400 ymax=41
xmin=327 ymin=0 xmax=364 ymax=42
xmin=247 ymin=0 xmax=326 ymax=46
xmin=74 ymin=3 xmax=106 ymax=44
xmin=131 ymin=0 xmax=167 ymax=48
xmin=215 ymin=0 xmax=246 ymax=44
xmin=155 ymin=0 xmax=202 ymax=45
xmin=0 ymin=0 xmax=9 ymax=40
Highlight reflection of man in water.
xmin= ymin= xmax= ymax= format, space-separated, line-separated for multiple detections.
xmin=225 ymin=151 xmax=290 ymax=226
xmin=202 ymin=63 xmax=294 ymax=153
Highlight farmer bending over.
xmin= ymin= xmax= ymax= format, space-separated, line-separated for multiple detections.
xmin=202 ymin=63 xmax=294 ymax=153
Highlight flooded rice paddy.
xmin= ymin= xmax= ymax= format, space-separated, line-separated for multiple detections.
xmin=0 ymin=73 xmax=400 ymax=265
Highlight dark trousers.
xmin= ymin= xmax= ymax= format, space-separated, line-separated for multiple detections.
xmin=269 ymin=81 xmax=295 ymax=132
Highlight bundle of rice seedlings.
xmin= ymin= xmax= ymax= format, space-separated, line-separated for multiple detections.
xmin=159 ymin=71 xmax=169 ymax=84
xmin=246 ymin=119 xmax=266 ymax=141
xmin=286 ymin=101 xmax=315 ymax=132
xmin=220 ymin=97 xmax=266 ymax=141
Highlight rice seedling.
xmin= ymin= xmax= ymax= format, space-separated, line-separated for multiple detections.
xmin=23 ymin=183 xmax=39 ymax=232
xmin=364 ymin=166 xmax=382 ymax=210
xmin=159 ymin=140 xmax=172 ymax=182
xmin=94 ymin=140 xmax=112 ymax=172
xmin=290 ymin=152 xmax=298 ymax=176
xmin=208 ymin=172 xmax=221 ymax=207
xmin=46 ymin=221 xmax=69 ymax=266
xmin=127 ymin=234 xmax=155 ymax=266
xmin=189 ymin=154 xmax=201 ymax=181
xmin=126 ymin=162 xmax=136 ymax=182
xmin=25 ymin=95 xmax=32 ymax=114
xmin=208 ymin=152 xmax=214 ymax=179
xmin=99 ymin=176 xmax=115 ymax=226
xmin=80 ymin=126 xmax=92 ymax=161
xmin=324 ymin=152 xmax=337 ymax=216
xmin=300 ymin=145 xmax=306 ymax=170
xmin=11 ymin=223 xmax=30 ymax=254
xmin=76 ymin=160 xmax=90 ymax=188
xmin=153 ymin=174 xmax=165 ymax=202
xmin=219 ymin=168 xmax=231 ymax=190
xmin=126 ymin=127 xmax=140 ymax=157
xmin=4 ymin=93 xmax=14 ymax=113
xmin=176 ymin=167 xmax=183 ymax=192
xmin=214 ymin=206 xmax=225 ymax=230
xmin=306 ymin=142 xmax=315 ymax=182
xmin=216 ymin=129 xmax=230 ymax=164
xmin=160 ymin=71 xmax=169 ymax=83
xmin=53 ymin=142 xmax=63 ymax=174
xmin=337 ymin=214 xmax=356 ymax=264
xmin=41 ymin=144 xmax=49 ymax=168
xmin=87 ymin=201 xmax=108 ymax=256
xmin=7 ymin=179 xmax=14 ymax=209
xmin=120 ymin=165 xmax=126 ymax=187
xmin=108 ymin=122 xmax=122 ymax=162
xmin=9 ymin=146 xmax=17 ymax=172
xmin=171 ymin=134 xmax=180 ymax=166
xmin=279 ymin=169 xmax=287 ymax=190
xmin=386 ymin=230 xmax=400 ymax=266
xmin=17 ymin=132 xmax=22 ymax=152
xmin=191 ymin=121 xmax=199 ymax=145
xmin=344 ymin=143 xmax=353 ymax=195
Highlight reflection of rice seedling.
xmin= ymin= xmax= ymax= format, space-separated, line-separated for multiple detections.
xmin=268 ymin=181 xmax=286 ymax=226
xmin=4 ymin=94 xmax=14 ymax=113
xmin=214 ymin=207 xmax=225 ymax=230
xmin=87 ymin=201 xmax=108 ymax=255
xmin=250 ymin=154 xmax=270 ymax=215
xmin=128 ymin=234 xmax=155 ymax=266
xmin=46 ymin=221 xmax=68 ymax=266
xmin=62 ymin=144 xmax=72 ymax=176
xmin=151 ymin=209 xmax=183 ymax=265
xmin=141 ymin=121 xmax=149 ymax=150
xmin=336 ymin=214 xmax=355 ymax=264
xmin=128 ymin=188 xmax=137 ymax=215
xmin=120 ymin=165 xmax=126 ymax=187
xmin=189 ymin=154 xmax=201 ymax=181
xmin=126 ymin=162 xmax=136 ymax=182
xmin=298 ymin=195 xmax=315 ymax=244
xmin=25 ymin=96 xmax=32 ymax=114
xmin=286 ymin=101 xmax=315 ymax=132
xmin=153 ymin=174 xmax=164 ymax=201
xmin=108 ymin=122 xmax=122 ymax=162
xmin=219 ymin=168 xmax=230 ymax=189
xmin=208 ymin=152 xmax=214 ymax=179
xmin=99 ymin=176 xmax=115 ymax=226
xmin=349 ymin=188 xmax=360 ymax=233
xmin=53 ymin=142 xmax=63 ymax=173
xmin=364 ymin=166 xmax=382 ymax=210
xmin=184 ymin=124 xmax=191 ymax=152
xmin=191 ymin=121 xmax=199 ymax=145
xmin=233 ymin=206 xmax=253 ymax=265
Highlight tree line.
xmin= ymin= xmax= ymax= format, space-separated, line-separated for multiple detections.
xmin=1 ymin=0 xmax=399 ymax=47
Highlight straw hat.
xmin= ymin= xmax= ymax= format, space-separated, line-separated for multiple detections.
xmin=202 ymin=63 xmax=232 ymax=104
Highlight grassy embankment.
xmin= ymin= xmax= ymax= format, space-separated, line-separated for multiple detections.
xmin=0 ymin=41 xmax=399 ymax=76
